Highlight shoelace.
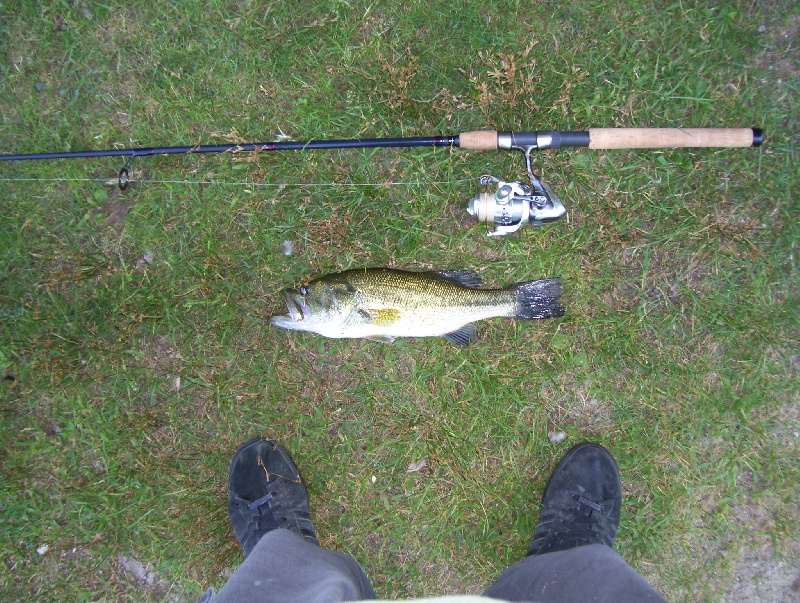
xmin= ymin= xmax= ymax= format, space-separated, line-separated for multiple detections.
xmin=534 ymin=495 xmax=613 ymax=548
xmin=247 ymin=492 xmax=287 ymax=535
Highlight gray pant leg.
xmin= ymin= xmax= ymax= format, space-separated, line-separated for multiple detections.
xmin=482 ymin=544 xmax=667 ymax=603
xmin=211 ymin=529 xmax=375 ymax=603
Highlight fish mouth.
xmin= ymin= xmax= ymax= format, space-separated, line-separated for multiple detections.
xmin=270 ymin=289 xmax=308 ymax=326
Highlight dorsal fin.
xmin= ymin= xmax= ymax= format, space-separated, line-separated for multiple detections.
xmin=431 ymin=270 xmax=483 ymax=289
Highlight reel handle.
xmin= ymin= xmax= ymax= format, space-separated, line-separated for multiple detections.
xmin=458 ymin=128 xmax=764 ymax=150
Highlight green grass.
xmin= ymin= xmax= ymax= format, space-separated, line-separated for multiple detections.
xmin=1 ymin=1 xmax=798 ymax=601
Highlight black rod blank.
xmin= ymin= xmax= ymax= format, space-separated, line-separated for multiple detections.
xmin=0 ymin=136 xmax=460 ymax=162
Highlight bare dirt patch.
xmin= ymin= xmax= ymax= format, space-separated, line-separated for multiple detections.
xmin=100 ymin=188 xmax=136 ymax=228
xmin=723 ymin=540 xmax=800 ymax=603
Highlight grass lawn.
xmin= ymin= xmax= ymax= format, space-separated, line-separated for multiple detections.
xmin=1 ymin=1 xmax=798 ymax=601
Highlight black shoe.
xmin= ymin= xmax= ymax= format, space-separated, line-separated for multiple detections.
xmin=527 ymin=442 xmax=621 ymax=556
xmin=227 ymin=438 xmax=319 ymax=556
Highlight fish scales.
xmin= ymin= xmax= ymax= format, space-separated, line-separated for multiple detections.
xmin=343 ymin=269 xmax=516 ymax=313
xmin=270 ymin=267 xmax=564 ymax=345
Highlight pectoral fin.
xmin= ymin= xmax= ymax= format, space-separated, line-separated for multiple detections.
xmin=358 ymin=308 xmax=402 ymax=326
xmin=442 ymin=324 xmax=477 ymax=346
xmin=366 ymin=334 xmax=397 ymax=343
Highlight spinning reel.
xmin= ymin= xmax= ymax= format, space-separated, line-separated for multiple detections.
xmin=467 ymin=135 xmax=567 ymax=236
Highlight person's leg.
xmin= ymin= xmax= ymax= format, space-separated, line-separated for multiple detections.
xmin=210 ymin=438 xmax=375 ymax=603
xmin=483 ymin=443 xmax=667 ymax=603
xmin=483 ymin=544 xmax=666 ymax=602
xmin=212 ymin=529 xmax=374 ymax=603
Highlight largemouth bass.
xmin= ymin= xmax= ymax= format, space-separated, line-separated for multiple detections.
xmin=269 ymin=268 xmax=564 ymax=345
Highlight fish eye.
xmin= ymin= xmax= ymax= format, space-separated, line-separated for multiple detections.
xmin=299 ymin=285 xmax=309 ymax=296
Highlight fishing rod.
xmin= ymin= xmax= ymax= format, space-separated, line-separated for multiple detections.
xmin=0 ymin=127 xmax=764 ymax=235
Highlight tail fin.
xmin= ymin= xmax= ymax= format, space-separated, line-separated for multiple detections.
xmin=512 ymin=278 xmax=565 ymax=319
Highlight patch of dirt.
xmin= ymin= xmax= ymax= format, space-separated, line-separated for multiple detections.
xmin=720 ymin=485 xmax=800 ymax=603
xmin=140 ymin=335 xmax=185 ymax=373
xmin=100 ymin=188 xmax=136 ymax=227
xmin=542 ymin=376 xmax=615 ymax=436
xmin=116 ymin=553 xmax=190 ymax=602
xmin=756 ymin=13 xmax=800 ymax=81
xmin=723 ymin=541 xmax=800 ymax=603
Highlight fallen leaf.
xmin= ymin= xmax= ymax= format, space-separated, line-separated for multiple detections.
xmin=406 ymin=458 xmax=428 ymax=473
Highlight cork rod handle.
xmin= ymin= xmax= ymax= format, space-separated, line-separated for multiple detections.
xmin=588 ymin=128 xmax=763 ymax=149
xmin=458 ymin=128 xmax=763 ymax=151
xmin=458 ymin=130 xmax=499 ymax=150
